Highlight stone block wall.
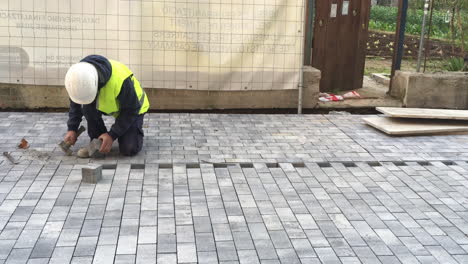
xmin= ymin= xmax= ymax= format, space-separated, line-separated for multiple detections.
xmin=391 ymin=71 xmax=468 ymax=109
xmin=0 ymin=67 xmax=321 ymax=110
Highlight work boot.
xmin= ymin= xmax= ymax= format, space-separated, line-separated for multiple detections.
xmin=77 ymin=147 xmax=90 ymax=158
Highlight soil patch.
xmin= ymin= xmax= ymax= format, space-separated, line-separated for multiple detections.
xmin=367 ymin=30 xmax=466 ymax=59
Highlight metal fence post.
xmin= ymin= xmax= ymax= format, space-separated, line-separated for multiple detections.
xmin=389 ymin=0 xmax=408 ymax=94
xmin=416 ymin=0 xmax=430 ymax=72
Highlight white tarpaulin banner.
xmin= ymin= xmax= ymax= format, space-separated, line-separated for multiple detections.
xmin=0 ymin=0 xmax=304 ymax=91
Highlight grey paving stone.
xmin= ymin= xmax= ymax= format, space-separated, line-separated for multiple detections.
xmin=232 ymin=232 xmax=255 ymax=250
xmin=56 ymin=228 xmax=80 ymax=247
xmin=395 ymin=254 xmax=420 ymax=264
xmin=139 ymin=211 xmax=157 ymax=227
xmin=116 ymin=235 xmax=137 ymax=255
xmin=24 ymin=214 xmax=48 ymax=230
xmin=291 ymin=239 xmax=316 ymax=258
xmin=26 ymin=259 xmax=50 ymax=264
xmin=276 ymin=248 xmax=301 ymax=264
xmin=114 ymin=255 xmax=135 ymax=264
xmin=97 ymin=227 xmax=119 ymax=246
xmin=228 ymin=215 xmax=248 ymax=233
xmin=243 ymin=208 xmax=263 ymax=223
xmin=454 ymin=255 xmax=468 ymax=264
xmin=433 ymin=235 xmax=466 ymax=255
xmin=193 ymin=216 xmax=212 ymax=233
xmin=209 ymin=208 xmax=228 ymax=224
xmin=213 ymin=224 xmax=233 ymax=241
xmin=416 ymin=255 xmax=439 ymax=264
xmin=64 ymin=213 xmax=86 ymax=229
xmin=259 ymin=260 xmax=280 ymax=264
xmin=80 ymin=220 xmax=102 ymax=237
xmin=248 ymin=223 xmax=270 ymax=240
xmin=374 ymin=229 xmax=402 ymax=246
xmin=156 ymin=254 xmax=176 ymax=264
xmin=328 ymin=238 xmax=355 ymax=257
xmin=339 ymin=257 xmax=362 ymax=264
xmin=71 ymin=256 xmax=93 ymax=264
xmin=269 ymin=230 xmax=292 ymax=249
xmin=426 ymin=245 xmax=459 ymax=264
xmin=262 ymin=215 xmax=283 ymax=231
xmin=49 ymin=246 xmax=74 ymax=264
xmin=177 ymin=243 xmax=197 ymax=263
xmin=253 ymin=240 xmax=278 ymax=260
xmin=217 ymin=241 xmax=238 ymax=261
xmin=92 ymin=245 xmax=116 ymax=264
xmin=198 ymin=251 xmax=218 ymax=264
xmin=378 ymin=255 xmax=402 ymax=264
xmin=195 ymin=233 xmax=216 ymax=252
xmin=0 ymin=222 xmax=26 ymax=240
xmin=295 ymin=214 xmax=318 ymax=230
xmin=56 ymin=192 xmax=77 ymax=206
xmin=157 ymin=234 xmax=176 ymax=253
xmin=238 ymin=250 xmax=260 ymax=264
xmin=30 ymin=234 xmax=60 ymax=258
xmin=409 ymin=228 xmax=439 ymax=246
xmin=14 ymin=229 xmax=42 ymax=249
xmin=49 ymin=206 xmax=71 ymax=221
xmin=176 ymin=225 xmax=195 ymax=243
xmin=353 ymin=247 xmax=381 ymax=264
xmin=305 ymin=230 xmax=330 ymax=247
xmin=73 ymin=236 xmax=98 ymax=257
xmin=283 ymin=221 xmax=306 ymax=239
xmin=5 ymin=248 xmax=32 ymax=263
xmin=339 ymin=228 xmax=367 ymax=247
xmin=368 ymin=240 xmax=394 ymax=256
xmin=135 ymin=244 xmax=156 ymax=264
xmin=158 ymin=218 xmax=175 ymax=235
xmin=10 ymin=206 xmax=34 ymax=222
xmin=315 ymin=247 xmax=341 ymax=264
xmin=136 ymin=226 xmax=156 ymax=245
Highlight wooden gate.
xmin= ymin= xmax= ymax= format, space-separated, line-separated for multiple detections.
xmin=308 ymin=0 xmax=371 ymax=92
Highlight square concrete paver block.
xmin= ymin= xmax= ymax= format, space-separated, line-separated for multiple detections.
xmin=81 ymin=164 xmax=102 ymax=184
xmin=87 ymin=139 xmax=103 ymax=158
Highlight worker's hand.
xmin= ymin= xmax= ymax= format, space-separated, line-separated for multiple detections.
xmin=64 ymin=131 xmax=77 ymax=145
xmin=98 ymin=133 xmax=113 ymax=153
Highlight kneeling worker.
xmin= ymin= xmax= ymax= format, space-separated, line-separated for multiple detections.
xmin=63 ymin=55 xmax=149 ymax=157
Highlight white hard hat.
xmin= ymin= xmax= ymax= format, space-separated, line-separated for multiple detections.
xmin=64 ymin=62 xmax=98 ymax=104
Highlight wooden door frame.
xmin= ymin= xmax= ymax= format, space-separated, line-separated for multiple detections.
xmin=305 ymin=0 xmax=371 ymax=92
xmin=305 ymin=0 xmax=410 ymax=93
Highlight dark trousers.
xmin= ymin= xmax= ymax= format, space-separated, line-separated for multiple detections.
xmin=82 ymin=103 xmax=144 ymax=156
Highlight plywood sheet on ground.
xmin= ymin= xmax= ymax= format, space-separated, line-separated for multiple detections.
xmin=363 ymin=116 xmax=468 ymax=135
xmin=376 ymin=107 xmax=468 ymax=120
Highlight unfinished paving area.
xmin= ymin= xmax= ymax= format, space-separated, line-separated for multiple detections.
xmin=0 ymin=113 xmax=468 ymax=263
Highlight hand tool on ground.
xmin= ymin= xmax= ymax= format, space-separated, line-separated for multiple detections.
xmin=58 ymin=126 xmax=86 ymax=156
xmin=3 ymin=152 xmax=19 ymax=164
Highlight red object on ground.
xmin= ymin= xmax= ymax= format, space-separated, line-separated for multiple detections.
xmin=18 ymin=138 xmax=29 ymax=149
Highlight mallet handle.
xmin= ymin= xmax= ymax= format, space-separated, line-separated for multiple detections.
xmin=76 ymin=126 xmax=86 ymax=138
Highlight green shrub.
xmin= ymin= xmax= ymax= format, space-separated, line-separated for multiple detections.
xmin=444 ymin=57 xmax=465 ymax=71
xmin=369 ymin=5 xmax=467 ymax=42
